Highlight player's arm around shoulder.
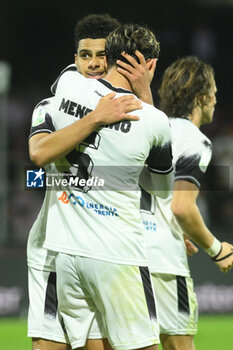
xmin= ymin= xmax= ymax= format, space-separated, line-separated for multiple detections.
xmin=29 ymin=93 xmax=142 ymax=167
xmin=28 ymin=97 xmax=83 ymax=167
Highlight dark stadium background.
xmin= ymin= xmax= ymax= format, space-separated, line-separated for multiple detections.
xmin=0 ymin=0 xmax=233 ymax=318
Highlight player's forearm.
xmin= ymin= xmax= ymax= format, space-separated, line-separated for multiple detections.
xmin=30 ymin=92 xmax=142 ymax=167
xmin=176 ymin=205 xmax=233 ymax=272
xmin=172 ymin=201 xmax=214 ymax=249
xmin=29 ymin=112 xmax=99 ymax=167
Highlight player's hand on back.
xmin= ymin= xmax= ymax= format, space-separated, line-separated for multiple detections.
xmin=213 ymin=241 xmax=233 ymax=273
xmin=94 ymin=92 xmax=142 ymax=125
xmin=116 ymin=50 xmax=157 ymax=105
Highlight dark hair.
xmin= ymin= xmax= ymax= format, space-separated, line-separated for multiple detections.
xmin=74 ymin=14 xmax=120 ymax=51
xmin=105 ymin=23 xmax=160 ymax=68
xmin=158 ymin=56 xmax=215 ymax=118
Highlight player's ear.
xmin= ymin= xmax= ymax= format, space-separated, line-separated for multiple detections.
xmin=74 ymin=53 xmax=78 ymax=65
xmin=196 ymin=94 xmax=206 ymax=108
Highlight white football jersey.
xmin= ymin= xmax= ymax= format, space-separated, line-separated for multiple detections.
xmin=27 ymin=97 xmax=57 ymax=271
xmin=28 ymin=64 xmax=173 ymax=266
xmin=142 ymin=117 xmax=212 ymax=275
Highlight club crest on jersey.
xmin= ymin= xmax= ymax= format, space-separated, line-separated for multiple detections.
xmin=32 ymin=108 xmax=46 ymax=126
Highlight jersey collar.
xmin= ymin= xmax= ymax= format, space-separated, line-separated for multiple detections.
xmin=98 ymin=78 xmax=134 ymax=94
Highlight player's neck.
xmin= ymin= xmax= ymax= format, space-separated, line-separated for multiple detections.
xmin=104 ymin=66 xmax=132 ymax=92
xmin=188 ymin=107 xmax=201 ymax=129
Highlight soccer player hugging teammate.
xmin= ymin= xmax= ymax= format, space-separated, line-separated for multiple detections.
xmin=27 ymin=14 xmax=167 ymax=350
xmin=40 ymin=23 xmax=173 ymax=350
xmin=140 ymin=56 xmax=233 ymax=350
xmin=27 ymin=14 xmax=151 ymax=350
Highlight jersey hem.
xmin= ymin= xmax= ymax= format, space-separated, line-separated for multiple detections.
xmin=44 ymin=242 xmax=148 ymax=266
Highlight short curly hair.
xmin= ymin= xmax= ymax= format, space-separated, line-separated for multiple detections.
xmin=74 ymin=14 xmax=120 ymax=51
xmin=105 ymin=23 xmax=160 ymax=68
xmin=158 ymin=56 xmax=215 ymax=118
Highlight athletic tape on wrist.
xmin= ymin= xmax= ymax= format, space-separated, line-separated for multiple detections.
xmin=204 ymin=237 xmax=222 ymax=258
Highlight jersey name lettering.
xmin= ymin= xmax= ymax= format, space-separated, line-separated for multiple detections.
xmin=59 ymin=98 xmax=92 ymax=119
xmin=59 ymin=98 xmax=132 ymax=133
xmin=105 ymin=121 xmax=132 ymax=134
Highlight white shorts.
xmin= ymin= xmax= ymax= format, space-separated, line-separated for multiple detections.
xmin=151 ymin=273 xmax=198 ymax=335
xmin=56 ymin=253 xmax=160 ymax=350
xmin=27 ymin=267 xmax=103 ymax=343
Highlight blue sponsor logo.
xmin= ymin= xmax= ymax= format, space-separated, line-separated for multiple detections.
xmin=143 ymin=220 xmax=157 ymax=231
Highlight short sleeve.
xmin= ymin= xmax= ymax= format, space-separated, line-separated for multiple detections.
xmin=146 ymin=115 xmax=173 ymax=174
xmin=29 ymin=99 xmax=55 ymax=139
xmin=175 ymin=139 xmax=212 ymax=188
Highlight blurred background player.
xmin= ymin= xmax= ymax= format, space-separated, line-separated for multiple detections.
xmin=140 ymin=56 xmax=233 ymax=350
xmin=27 ymin=14 xmax=157 ymax=350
